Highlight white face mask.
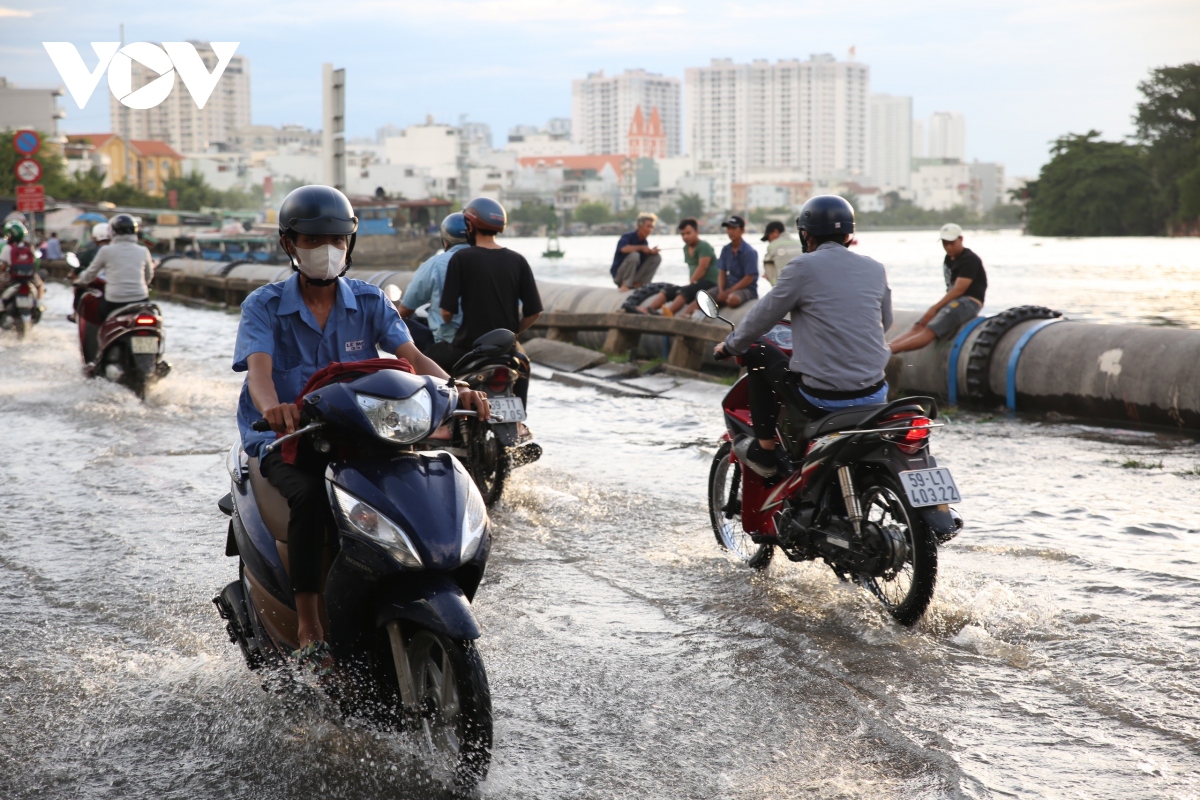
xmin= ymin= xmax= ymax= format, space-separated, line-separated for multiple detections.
xmin=294 ymin=243 xmax=346 ymax=280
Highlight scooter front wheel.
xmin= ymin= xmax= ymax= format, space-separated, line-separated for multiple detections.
xmin=384 ymin=623 xmax=493 ymax=789
xmin=709 ymin=441 xmax=773 ymax=570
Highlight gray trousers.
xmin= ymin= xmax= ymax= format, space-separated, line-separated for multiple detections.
xmin=613 ymin=252 xmax=662 ymax=288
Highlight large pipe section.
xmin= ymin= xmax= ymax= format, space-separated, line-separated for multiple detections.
xmin=83 ymin=260 xmax=1200 ymax=434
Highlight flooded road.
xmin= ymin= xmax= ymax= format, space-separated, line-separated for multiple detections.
xmin=3 ymin=284 xmax=1200 ymax=799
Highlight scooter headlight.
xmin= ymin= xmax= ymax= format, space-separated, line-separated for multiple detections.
xmin=356 ymin=388 xmax=433 ymax=444
xmin=329 ymin=484 xmax=423 ymax=568
xmin=460 ymin=481 xmax=489 ymax=563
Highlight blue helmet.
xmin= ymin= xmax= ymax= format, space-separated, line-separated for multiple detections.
xmin=440 ymin=212 xmax=469 ymax=246
xmin=796 ymin=195 xmax=855 ymax=238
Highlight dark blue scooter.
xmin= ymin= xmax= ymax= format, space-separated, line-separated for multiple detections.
xmin=213 ymin=368 xmax=493 ymax=787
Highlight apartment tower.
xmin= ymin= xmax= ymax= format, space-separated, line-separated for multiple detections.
xmin=571 ymin=69 xmax=681 ymax=157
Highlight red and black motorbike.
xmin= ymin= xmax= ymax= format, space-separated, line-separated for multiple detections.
xmin=699 ymin=294 xmax=963 ymax=626
xmin=77 ymin=277 xmax=170 ymax=398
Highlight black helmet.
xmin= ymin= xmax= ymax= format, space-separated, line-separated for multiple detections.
xmin=440 ymin=212 xmax=469 ymax=246
xmin=796 ymin=195 xmax=855 ymax=237
xmin=278 ymin=185 xmax=359 ymax=264
xmin=109 ymin=213 xmax=138 ymax=236
xmin=462 ymin=197 xmax=506 ymax=234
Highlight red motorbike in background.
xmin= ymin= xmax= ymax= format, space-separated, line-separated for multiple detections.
xmin=77 ymin=276 xmax=171 ymax=398
xmin=698 ymin=293 xmax=963 ymax=626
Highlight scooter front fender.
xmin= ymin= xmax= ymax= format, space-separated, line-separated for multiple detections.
xmin=375 ymin=574 xmax=481 ymax=640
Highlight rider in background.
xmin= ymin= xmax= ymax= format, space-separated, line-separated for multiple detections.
xmin=234 ymin=185 xmax=488 ymax=662
xmin=73 ymin=214 xmax=154 ymax=320
xmin=69 ymin=222 xmax=110 ymax=322
xmin=0 ymin=221 xmax=45 ymax=301
xmin=440 ymin=197 xmax=543 ymax=408
xmin=398 ymin=212 xmax=469 ymax=371
xmin=713 ymin=195 xmax=893 ymax=478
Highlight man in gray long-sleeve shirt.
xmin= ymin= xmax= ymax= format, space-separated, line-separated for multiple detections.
xmin=74 ymin=214 xmax=155 ymax=320
xmin=714 ymin=195 xmax=892 ymax=478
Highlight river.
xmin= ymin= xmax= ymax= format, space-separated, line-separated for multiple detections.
xmin=1 ymin=232 xmax=1199 ymax=798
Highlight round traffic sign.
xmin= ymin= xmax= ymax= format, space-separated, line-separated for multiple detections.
xmin=13 ymin=130 xmax=40 ymax=156
xmin=15 ymin=158 xmax=42 ymax=183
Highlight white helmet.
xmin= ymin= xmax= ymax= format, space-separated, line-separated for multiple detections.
xmin=91 ymin=222 xmax=111 ymax=241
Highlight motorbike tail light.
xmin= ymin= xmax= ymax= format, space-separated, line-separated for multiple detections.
xmin=487 ymin=368 xmax=511 ymax=393
xmin=135 ymin=315 xmax=157 ymax=326
xmin=17 ymin=284 xmax=30 ymax=295
xmin=880 ymin=413 xmax=933 ymax=454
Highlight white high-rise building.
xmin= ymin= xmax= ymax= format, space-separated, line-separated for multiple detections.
xmin=110 ymin=41 xmax=251 ymax=153
xmin=912 ymin=119 xmax=926 ymax=159
xmin=928 ymin=111 xmax=966 ymax=160
xmin=868 ymin=94 xmax=912 ymax=190
xmin=571 ymin=69 xmax=681 ymax=157
xmin=684 ymin=54 xmax=869 ymax=184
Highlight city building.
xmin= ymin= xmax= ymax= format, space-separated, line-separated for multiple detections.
xmin=911 ymin=158 xmax=972 ymax=211
xmin=969 ymin=161 xmax=1006 ymax=212
xmin=233 ymin=124 xmax=321 ymax=154
xmin=868 ymin=94 xmax=912 ymax=190
xmin=571 ymin=69 xmax=681 ymax=157
xmin=0 ymin=77 xmax=65 ymax=140
xmin=382 ymin=117 xmax=461 ymax=198
xmin=731 ymin=181 xmax=814 ymax=212
xmin=927 ymin=111 xmax=966 ymax=160
xmin=505 ymin=122 xmax=580 ymax=158
xmin=111 ymin=41 xmax=251 ymax=153
xmin=65 ymin=134 xmax=183 ymax=196
xmin=626 ymin=105 xmax=667 ymax=159
xmin=912 ymin=119 xmax=926 ymax=159
xmin=684 ymin=55 xmax=869 ymax=183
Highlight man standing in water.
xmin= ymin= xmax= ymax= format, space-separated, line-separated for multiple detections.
xmin=610 ymin=212 xmax=661 ymax=291
xmin=889 ymin=223 xmax=987 ymax=353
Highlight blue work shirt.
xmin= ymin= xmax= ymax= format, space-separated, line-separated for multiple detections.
xmin=404 ymin=243 xmax=467 ymax=344
xmin=717 ymin=241 xmax=760 ymax=298
xmin=610 ymin=231 xmax=648 ymax=277
xmin=233 ymin=274 xmax=413 ymax=458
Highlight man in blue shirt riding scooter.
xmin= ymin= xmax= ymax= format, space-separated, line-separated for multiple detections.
xmin=233 ymin=185 xmax=489 ymax=666
xmin=398 ymin=212 xmax=469 ymax=371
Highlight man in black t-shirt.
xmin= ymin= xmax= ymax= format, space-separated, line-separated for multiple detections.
xmin=889 ymin=223 xmax=988 ymax=353
xmin=439 ymin=198 xmax=543 ymax=403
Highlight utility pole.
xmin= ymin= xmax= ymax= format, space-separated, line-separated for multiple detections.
xmin=322 ymin=64 xmax=345 ymax=191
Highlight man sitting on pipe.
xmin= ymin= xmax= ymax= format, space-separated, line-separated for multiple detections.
xmin=889 ymin=223 xmax=988 ymax=353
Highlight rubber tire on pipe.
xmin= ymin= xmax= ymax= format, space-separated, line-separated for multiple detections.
xmin=962 ymin=305 xmax=1061 ymax=405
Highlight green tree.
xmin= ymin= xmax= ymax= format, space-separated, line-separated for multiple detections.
xmin=1135 ymin=62 xmax=1200 ymax=225
xmin=656 ymin=201 xmax=678 ymax=225
xmin=508 ymin=200 xmax=562 ymax=228
xmin=573 ymin=201 xmax=612 ymax=227
xmin=1024 ymin=130 xmax=1160 ymax=236
xmin=676 ymin=192 xmax=704 ymax=219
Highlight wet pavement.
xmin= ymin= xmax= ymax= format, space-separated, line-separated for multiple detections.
xmin=2 ymin=284 xmax=1199 ymax=799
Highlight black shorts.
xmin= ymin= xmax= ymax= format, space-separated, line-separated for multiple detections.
xmin=665 ymin=279 xmax=717 ymax=304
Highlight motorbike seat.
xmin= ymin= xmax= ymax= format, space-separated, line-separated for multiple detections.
xmin=472 ymin=329 xmax=516 ymax=353
xmin=247 ymin=457 xmax=291 ymax=543
xmin=105 ymin=301 xmax=160 ymax=321
xmin=802 ymin=404 xmax=890 ymax=439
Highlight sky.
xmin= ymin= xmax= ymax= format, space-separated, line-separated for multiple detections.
xmin=2 ymin=0 xmax=1198 ymax=178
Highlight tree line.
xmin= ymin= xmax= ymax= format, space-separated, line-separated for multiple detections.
xmin=1024 ymin=63 xmax=1200 ymax=236
xmin=0 ymin=131 xmax=263 ymax=212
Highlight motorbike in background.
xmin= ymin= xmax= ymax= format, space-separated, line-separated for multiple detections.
xmin=76 ymin=276 xmax=170 ymax=398
xmin=698 ymin=293 xmax=963 ymax=626
xmin=214 ymin=366 xmax=493 ymax=789
xmin=0 ymin=250 xmax=59 ymax=339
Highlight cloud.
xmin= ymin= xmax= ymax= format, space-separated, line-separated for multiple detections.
xmin=0 ymin=6 xmax=34 ymax=16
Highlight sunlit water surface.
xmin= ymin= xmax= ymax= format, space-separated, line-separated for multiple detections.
xmin=2 ymin=248 xmax=1199 ymax=799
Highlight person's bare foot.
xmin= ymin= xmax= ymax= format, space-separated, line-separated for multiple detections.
xmin=618 ymin=285 xmax=631 ymax=292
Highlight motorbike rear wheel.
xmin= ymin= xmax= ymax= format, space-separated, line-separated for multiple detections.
xmin=709 ymin=441 xmax=773 ymax=570
xmin=384 ymin=624 xmax=493 ymax=789
xmin=465 ymin=419 xmax=508 ymax=508
xmin=13 ymin=313 xmax=26 ymax=340
xmin=856 ymin=474 xmax=938 ymax=626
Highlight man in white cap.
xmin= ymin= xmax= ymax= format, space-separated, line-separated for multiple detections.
xmin=889 ymin=222 xmax=987 ymax=353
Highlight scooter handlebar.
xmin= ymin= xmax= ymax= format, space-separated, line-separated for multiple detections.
xmin=251 ymin=418 xmax=271 ymax=432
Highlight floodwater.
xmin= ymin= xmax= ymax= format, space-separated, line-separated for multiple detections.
xmin=505 ymin=230 xmax=1200 ymax=328
xmin=2 ymin=243 xmax=1200 ymax=798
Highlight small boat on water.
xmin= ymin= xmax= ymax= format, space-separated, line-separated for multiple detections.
xmin=542 ymin=231 xmax=565 ymax=259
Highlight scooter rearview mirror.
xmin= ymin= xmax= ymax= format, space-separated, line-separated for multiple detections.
xmin=384 ymin=284 xmax=402 ymax=304
xmin=696 ymin=291 xmax=719 ymax=319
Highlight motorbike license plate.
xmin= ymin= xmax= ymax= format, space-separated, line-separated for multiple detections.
xmin=15 ymin=295 xmax=34 ymax=309
xmin=898 ymin=468 xmax=961 ymax=507
xmin=489 ymin=397 xmax=526 ymax=423
xmin=130 ymin=336 xmax=159 ymax=354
